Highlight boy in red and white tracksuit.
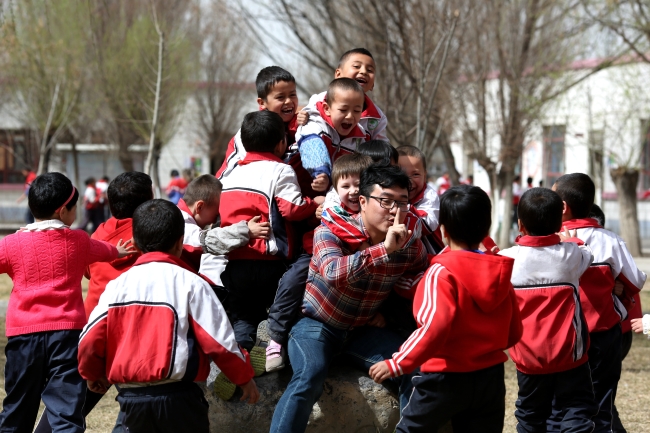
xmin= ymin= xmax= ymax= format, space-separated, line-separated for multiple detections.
xmin=78 ymin=199 xmax=258 ymax=433
xmin=370 ymin=184 xmax=522 ymax=433
xmin=219 ymin=111 xmax=323 ymax=352
xmin=553 ymin=173 xmax=646 ymax=432
xmin=499 ymin=187 xmax=597 ymax=432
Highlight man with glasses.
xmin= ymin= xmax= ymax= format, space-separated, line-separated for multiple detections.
xmin=270 ymin=165 xmax=429 ymax=433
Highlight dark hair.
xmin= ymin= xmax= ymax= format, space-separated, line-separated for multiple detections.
xmin=396 ymin=145 xmax=427 ymax=173
xmin=240 ymin=110 xmax=286 ymax=153
xmin=132 ymin=199 xmax=185 ymax=253
xmin=338 ymin=48 xmax=374 ymax=68
xmin=85 ymin=177 xmax=96 ymax=186
xmin=518 ymin=188 xmax=563 ymax=236
xmin=526 ymin=176 xmax=533 ymax=185
xmin=256 ymin=66 xmax=296 ymax=100
xmin=357 ymin=140 xmax=398 ymax=166
xmin=332 ymin=153 xmax=373 ymax=187
xmin=325 ymin=78 xmax=364 ymax=105
xmin=28 ymin=172 xmax=79 ymax=219
xmin=170 ymin=169 xmax=179 ymax=177
xmin=553 ymin=173 xmax=595 ymax=218
xmin=183 ymin=175 xmax=222 ymax=206
xmin=101 ymin=176 xmax=110 ymax=182
xmin=107 ymin=172 xmax=153 ymax=219
xmin=359 ymin=165 xmax=410 ymax=198
xmin=439 ymin=185 xmax=491 ymax=246
xmin=589 ymin=203 xmax=606 ymax=227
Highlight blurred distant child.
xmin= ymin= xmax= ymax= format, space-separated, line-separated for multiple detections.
xmin=370 ymin=185 xmax=523 ymax=433
xmin=219 ymin=111 xmax=323 ymax=352
xmin=499 ymin=188 xmax=597 ymax=432
xmin=78 ymin=200 xmax=259 ymax=433
xmin=0 ymin=172 xmax=134 ymax=432
xmin=552 ymin=173 xmax=646 ymax=432
xmin=165 ymin=169 xmax=188 ymax=205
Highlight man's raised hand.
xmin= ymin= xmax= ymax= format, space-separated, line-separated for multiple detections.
xmin=248 ymin=215 xmax=270 ymax=240
xmin=384 ymin=208 xmax=411 ymax=254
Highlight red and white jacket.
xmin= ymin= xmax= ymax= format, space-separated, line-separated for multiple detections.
xmin=564 ymin=218 xmax=646 ymax=333
xmin=411 ymin=184 xmax=440 ymax=233
xmin=305 ymin=91 xmax=388 ymax=142
xmin=219 ymin=152 xmax=319 ymax=261
xmin=384 ymin=249 xmax=523 ymax=376
xmin=499 ymin=235 xmax=592 ymax=374
xmin=177 ymin=199 xmax=228 ymax=286
xmin=78 ymin=252 xmax=254 ymax=387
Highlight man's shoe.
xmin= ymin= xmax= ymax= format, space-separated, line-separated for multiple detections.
xmin=213 ymin=372 xmax=236 ymax=401
xmin=266 ymin=340 xmax=286 ymax=372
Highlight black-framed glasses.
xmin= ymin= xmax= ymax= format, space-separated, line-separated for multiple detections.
xmin=369 ymin=196 xmax=410 ymax=211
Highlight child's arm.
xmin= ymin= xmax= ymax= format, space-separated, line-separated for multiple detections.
xmin=298 ymin=134 xmax=332 ymax=189
xmin=188 ymin=280 xmax=256 ymax=388
xmin=370 ymin=268 xmax=457 ymax=382
xmin=274 ymin=166 xmax=322 ymax=221
xmin=611 ymin=236 xmax=647 ymax=303
xmin=200 ymin=218 xmax=263 ymax=256
xmin=0 ymin=239 xmax=8 ymax=275
xmin=631 ymin=314 xmax=650 ymax=337
xmin=411 ymin=186 xmax=440 ymax=232
xmin=78 ymin=282 xmax=111 ymax=383
xmin=320 ymin=206 xmax=368 ymax=250
xmin=85 ymin=236 xmax=131 ymax=266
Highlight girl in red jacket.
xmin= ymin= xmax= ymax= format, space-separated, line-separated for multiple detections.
xmin=0 ymin=173 xmax=134 ymax=433
xmin=369 ymin=185 xmax=523 ymax=433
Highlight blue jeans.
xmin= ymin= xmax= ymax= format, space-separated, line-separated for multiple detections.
xmin=270 ymin=317 xmax=416 ymax=433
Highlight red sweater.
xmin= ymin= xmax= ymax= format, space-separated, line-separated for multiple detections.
xmin=0 ymin=228 xmax=118 ymax=337
xmin=85 ymin=218 xmax=141 ymax=320
xmin=385 ymin=249 xmax=523 ymax=376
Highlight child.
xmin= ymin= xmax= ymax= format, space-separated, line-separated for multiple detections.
xmin=553 ymin=173 xmax=646 ymax=432
xmin=177 ymin=174 xmax=269 ymax=298
xmin=397 ymin=145 xmax=440 ymax=233
xmin=78 ymin=177 xmax=102 ymax=233
xmin=216 ymin=66 xmax=300 ymax=181
xmin=292 ymin=77 xmax=367 ymax=194
xmin=219 ymin=110 xmax=323 ymax=351
xmin=369 ymin=184 xmax=523 ymax=433
xmin=357 ymin=139 xmax=398 ymax=166
xmin=78 ymin=199 xmax=259 ymax=432
xmin=165 ymin=169 xmax=188 ymax=205
xmin=499 ymin=188 xmax=597 ymax=432
xmin=0 ymin=172 xmax=134 ymax=432
xmin=304 ymin=47 xmax=388 ymax=142
xmin=265 ymin=152 xmax=373 ymax=372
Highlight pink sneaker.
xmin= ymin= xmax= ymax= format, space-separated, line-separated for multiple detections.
xmin=265 ymin=340 xmax=286 ymax=372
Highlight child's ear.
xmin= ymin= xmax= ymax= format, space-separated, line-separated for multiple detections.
xmin=195 ymin=200 xmax=204 ymax=214
xmin=334 ymin=68 xmax=342 ymax=79
xmin=517 ymin=219 xmax=527 ymax=235
xmin=359 ymin=195 xmax=367 ymax=211
xmin=323 ymin=101 xmax=331 ymax=117
xmin=562 ymin=201 xmax=568 ymax=215
xmin=257 ymin=97 xmax=266 ymax=110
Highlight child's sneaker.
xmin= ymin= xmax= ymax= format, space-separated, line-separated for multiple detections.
xmin=213 ymin=372 xmax=237 ymax=401
xmin=248 ymin=346 xmax=266 ymax=377
xmin=266 ymin=340 xmax=286 ymax=372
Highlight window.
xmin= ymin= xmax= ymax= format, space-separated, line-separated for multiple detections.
xmin=0 ymin=130 xmax=37 ymax=183
xmin=543 ymin=125 xmax=566 ymax=188
xmin=641 ymin=120 xmax=650 ymax=190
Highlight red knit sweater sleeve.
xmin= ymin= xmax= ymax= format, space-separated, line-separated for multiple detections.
xmin=0 ymin=238 xmax=8 ymax=274
xmin=83 ymin=235 xmax=119 ymax=266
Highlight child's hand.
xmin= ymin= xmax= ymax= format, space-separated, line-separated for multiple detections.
xmin=613 ymin=279 xmax=624 ymax=297
xmin=240 ymin=379 xmax=260 ymax=404
xmin=311 ymin=174 xmax=329 ymax=192
xmin=248 ymin=215 xmax=270 ymax=240
xmin=369 ymin=361 xmax=391 ymax=384
xmin=315 ymin=205 xmax=323 ymax=220
xmin=87 ymin=377 xmax=110 ymax=394
xmin=296 ymin=110 xmax=309 ymax=126
xmin=558 ymin=227 xmax=577 ymax=242
xmin=631 ymin=318 xmax=644 ymax=333
xmin=116 ymin=239 xmax=137 ymax=258
xmin=313 ymin=196 xmax=326 ymax=206
xmin=367 ymin=312 xmax=386 ymax=328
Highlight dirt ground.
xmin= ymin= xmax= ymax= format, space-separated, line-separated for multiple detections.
xmin=0 ymin=274 xmax=648 ymax=432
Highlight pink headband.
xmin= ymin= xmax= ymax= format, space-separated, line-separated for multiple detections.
xmin=55 ymin=186 xmax=77 ymax=213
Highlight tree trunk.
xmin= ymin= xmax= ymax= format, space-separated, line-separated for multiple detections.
xmin=117 ymin=140 xmax=134 ymax=172
xmin=610 ymin=167 xmax=642 ymax=257
xmin=497 ymin=170 xmax=515 ymax=249
xmin=437 ymin=134 xmax=461 ymax=186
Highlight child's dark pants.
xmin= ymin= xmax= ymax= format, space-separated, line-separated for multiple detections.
xmin=267 ymin=253 xmax=311 ymax=345
xmin=222 ymin=259 xmax=287 ymax=351
xmin=515 ymin=362 xmax=597 ymax=433
xmin=116 ymin=382 xmax=208 ymax=433
xmin=0 ymin=330 xmax=85 ymax=433
xmin=396 ymin=363 xmax=506 ymax=433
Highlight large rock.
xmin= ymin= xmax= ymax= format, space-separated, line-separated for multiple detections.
xmin=201 ymin=363 xmax=400 ymax=433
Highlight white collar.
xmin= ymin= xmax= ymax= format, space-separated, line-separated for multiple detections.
xmin=19 ymin=219 xmax=69 ymax=232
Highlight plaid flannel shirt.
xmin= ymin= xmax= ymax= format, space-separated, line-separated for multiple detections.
xmin=302 ymin=215 xmax=428 ymax=330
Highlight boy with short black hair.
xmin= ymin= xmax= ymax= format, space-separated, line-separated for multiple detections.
xmin=357 ymin=140 xmax=398 ymax=166
xmin=552 ymin=173 xmax=646 ymax=432
xmin=220 ymin=110 xmax=323 ymax=352
xmin=0 ymin=173 xmax=134 ymax=432
xmin=499 ymin=187 xmax=597 ymax=432
xmin=369 ymin=184 xmax=523 ymax=433
xmin=78 ymin=199 xmax=258 ymax=432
